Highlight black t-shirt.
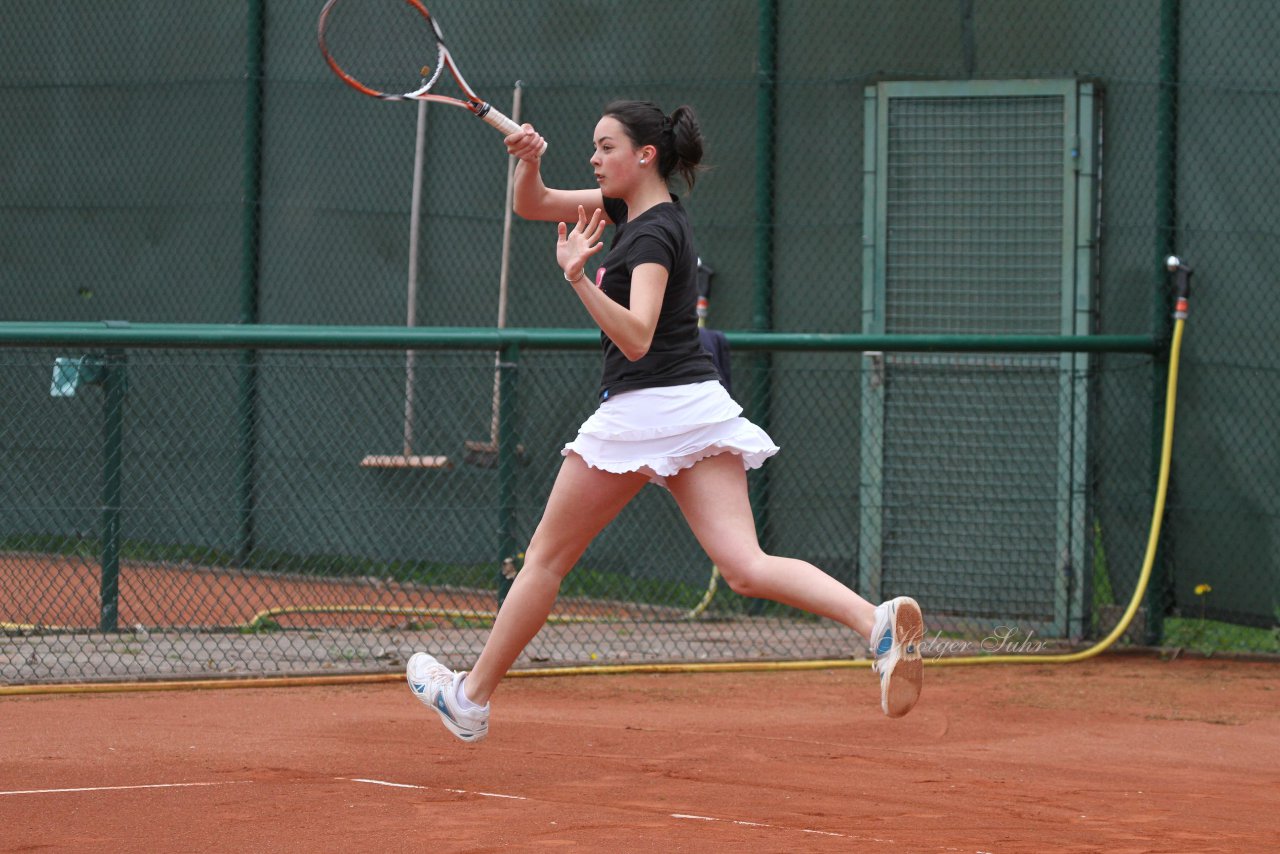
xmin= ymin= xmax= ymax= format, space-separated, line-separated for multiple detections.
xmin=595 ymin=195 xmax=720 ymax=399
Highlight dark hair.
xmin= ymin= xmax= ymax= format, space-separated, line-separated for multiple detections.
xmin=602 ymin=100 xmax=705 ymax=190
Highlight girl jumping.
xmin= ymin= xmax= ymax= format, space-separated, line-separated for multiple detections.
xmin=407 ymin=100 xmax=924 ymax=741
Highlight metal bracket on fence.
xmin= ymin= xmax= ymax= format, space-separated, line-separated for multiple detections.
xmin=866 ymin=351 xmax=885 ymax=389
xmin=50 ymin=324 xmax=132 ymax=397
xmin=50 ymin=355 xmax=106 ymax=397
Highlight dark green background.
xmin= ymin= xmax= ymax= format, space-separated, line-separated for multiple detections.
xmin=3 ymin=1 xmax=1276 ymax=634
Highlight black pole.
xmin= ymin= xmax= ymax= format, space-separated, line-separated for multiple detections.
xmin=236 ymin=0 xmax=267 ymax=567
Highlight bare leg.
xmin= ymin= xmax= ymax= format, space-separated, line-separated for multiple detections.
xmin=463 ymin=453 xmax=648 ymax=704
xmin=665 ymin=452 xmax=877 ymax=638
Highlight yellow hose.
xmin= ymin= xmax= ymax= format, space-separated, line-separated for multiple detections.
xmin=924 ymin=316 xmax=1185 ymax=666
xmin=239 ymin=563 xmax=724 ymax=630
xmin=684 ymin=565 xmax=720 ymax=619
xmin=1 ymin=320 xmax=1184 ymax=695
xmin=240 ymin=605 xmax=606 ymax=631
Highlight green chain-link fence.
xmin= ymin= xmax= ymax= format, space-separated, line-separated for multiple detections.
xmin=3 ymin=1 xmax=1278 ymax=684
xmin=2 ymin=330 xmax=1158 ymax=684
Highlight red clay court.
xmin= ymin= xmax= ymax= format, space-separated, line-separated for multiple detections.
xmin=2 ymin=655 xmax=1276 ymax=852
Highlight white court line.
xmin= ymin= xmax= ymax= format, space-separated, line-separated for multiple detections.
xmin=346 ymin=778 xmax=527 ymax=801
xmin=450 ymin=789 xmax=527 ymax=800
xmin=672 ymin=813 xmax=846 ymax=838
xmin=672 ymin=813 xmax=895 ymax=842
xmin=347 ymin=780 xmax=865 ymax=838
xmin=0 ymin=781 xmax=252 ymax=797
xmin=348 ymin=778 xmax=428 ymax=790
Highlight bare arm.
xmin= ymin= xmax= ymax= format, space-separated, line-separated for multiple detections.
xmin=557 ymin=207 xmax=663 ymax=361
xmin=506 ymin=125 xmax=608 ymax=223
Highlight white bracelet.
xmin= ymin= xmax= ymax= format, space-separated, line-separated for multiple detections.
xmin=563 ymin=269 xmax=585 ymax=283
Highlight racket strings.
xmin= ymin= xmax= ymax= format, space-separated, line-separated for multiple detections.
xmin=413 ymin=55 xmax=448 ymax=98
xmin=320 ymin=0 xmax=444 ymax=99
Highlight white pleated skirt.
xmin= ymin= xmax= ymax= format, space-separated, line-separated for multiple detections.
xmin=562 ymin=380 xmax=779 ymax=486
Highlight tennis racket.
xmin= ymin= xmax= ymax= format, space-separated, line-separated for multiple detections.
xmin=317 ymin=0 xmax=545 ymax=152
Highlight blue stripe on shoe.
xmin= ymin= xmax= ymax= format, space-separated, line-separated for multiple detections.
xmin=876 ymin=632 xmax=894 ymax=656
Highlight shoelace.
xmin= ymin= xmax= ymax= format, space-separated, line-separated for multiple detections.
xmin=414 ymin=665 xmax=453 ymax=691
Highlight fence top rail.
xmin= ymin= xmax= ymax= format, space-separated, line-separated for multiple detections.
xmin=0 ymin=322 xmax=1157 ymax=353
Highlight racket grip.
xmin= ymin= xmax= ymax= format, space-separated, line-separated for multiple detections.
xmin=478 ymin=104 xmax=548 ymax=154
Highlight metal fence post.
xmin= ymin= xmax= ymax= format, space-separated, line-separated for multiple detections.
xmin=99 ymin=349 xmax=126 ymax=633
xmin=1146 ymin=0 xmax=1182 ymax=645
xmin=236 ymin=0 xmax=267 ymax=567
xmin=750 ymin=0 xmax=779 ymax=584
xmin=497 ymin=341 xmax=521 ymax=604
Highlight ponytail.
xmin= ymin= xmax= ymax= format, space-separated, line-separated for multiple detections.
xmin=602 ymin=99 xmax=706 ymax=190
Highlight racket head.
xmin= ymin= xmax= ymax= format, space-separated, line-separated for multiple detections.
xmin=317 ymin=0 xmax=448 ymax=101
xmin=318 ymin=0 xmax=545 ymax=151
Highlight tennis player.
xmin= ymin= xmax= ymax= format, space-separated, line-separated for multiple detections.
xmin=407 ymin=101 xmax=923 ymax=741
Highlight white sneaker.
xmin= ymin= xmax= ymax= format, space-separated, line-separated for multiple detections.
xmin=406 ymin=652 xmax=489 ymax=742
xmin=870 ymin=596 xmax=924 ymax=718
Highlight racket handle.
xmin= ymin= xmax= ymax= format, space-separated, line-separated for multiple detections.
xmin=477 ymin=103 xmax=548 ymax=154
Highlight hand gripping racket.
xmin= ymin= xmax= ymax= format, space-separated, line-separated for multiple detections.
xmin=318 ymin=0 xmax=546 ymax=152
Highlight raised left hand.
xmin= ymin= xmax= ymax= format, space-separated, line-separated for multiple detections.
xmin=556 ymin=206 xmax=606 ymax=282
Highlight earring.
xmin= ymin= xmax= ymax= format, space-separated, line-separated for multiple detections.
xmin=640 ymin=159 xmax=647 ymax=165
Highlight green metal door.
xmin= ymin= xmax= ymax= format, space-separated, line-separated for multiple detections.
xmin=859 ymin=80 xmax=1099 ymax=639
